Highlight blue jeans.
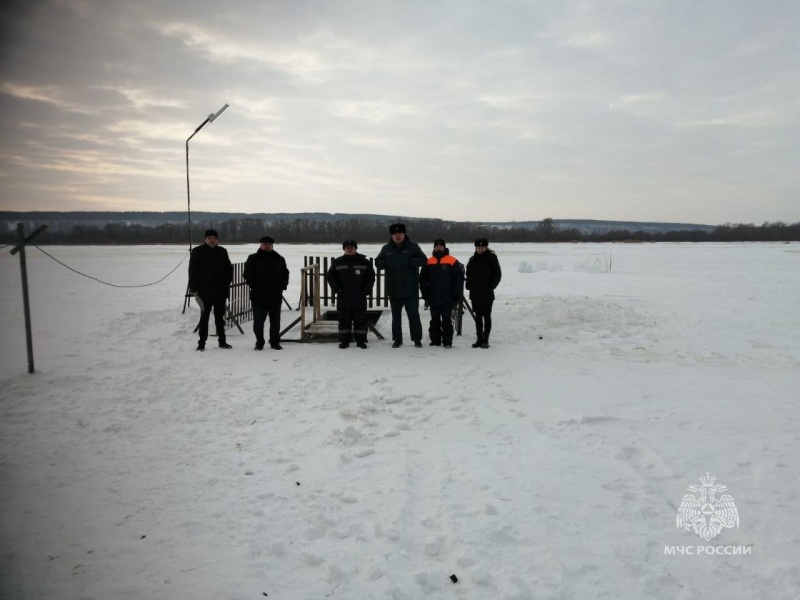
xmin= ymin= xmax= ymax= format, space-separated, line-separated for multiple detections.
xmin=389 ymin=296 xmax=422 ymax=343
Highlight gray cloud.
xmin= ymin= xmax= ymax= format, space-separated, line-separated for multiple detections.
xmin=1 ymin=0 xmax=798 ymax=223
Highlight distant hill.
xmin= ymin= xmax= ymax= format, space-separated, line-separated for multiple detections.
xmin=2 ymin=211 xmax=795 ymax=244
xmin=0 ymin=211 xmax=716 ymax=234
xmin=493 ymin=219 xmax=717 ymax=234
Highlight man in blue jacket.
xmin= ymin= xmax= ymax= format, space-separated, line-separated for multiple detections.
xmin=375 ymin=223 xmax=427 ymax=348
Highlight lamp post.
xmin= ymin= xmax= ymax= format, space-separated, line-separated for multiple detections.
xmin=185 ymin=103 xmax=229 ymax=251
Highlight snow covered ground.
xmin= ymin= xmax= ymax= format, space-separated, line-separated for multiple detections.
xmin=1 ymin=242 xmax=799 ymax=599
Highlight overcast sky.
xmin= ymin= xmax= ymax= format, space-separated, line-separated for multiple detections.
xmin=1 ymin=0 xmax=798 ymax=224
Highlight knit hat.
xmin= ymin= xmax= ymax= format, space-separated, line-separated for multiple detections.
xmin=260 ymin=236 xmax=275 ymax=244
xmin=433 ymin=238 xmax=446 ymax=248
xmin=474 ymin=238 xmax=489 ymax=247
xmin=342 ymin=239 xmax=358 ymax=249
xmin=389 ymin=223 xmax=406 ymax=234
xmin=204 ymin=229 xmax=219 ymax=238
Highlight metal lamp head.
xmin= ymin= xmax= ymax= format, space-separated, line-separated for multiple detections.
xmin=208 ymin=103 xmax=229 ymax=123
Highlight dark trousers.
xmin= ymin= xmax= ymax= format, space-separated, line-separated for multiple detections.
xmin=428 ymin=303 xmax=454 ymax=345
xmin=473 ymin=300 xmax=493 ymax=342
xmin=338 ymin=306 xmax=368 ymax=344
xmin=389 ymin=296 xmax=422 ymax=343
xmin=198 ymin=293 xmax=227 ymax=344
xmin=252 ymin=298 xmax=282 ymax=347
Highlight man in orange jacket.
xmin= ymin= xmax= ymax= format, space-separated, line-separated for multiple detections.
xmin=419 ymin=239 xmax=464 ymax=348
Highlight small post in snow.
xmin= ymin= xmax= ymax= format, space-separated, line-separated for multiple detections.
xmin=10 ymin=222 xmax=48 ymax=374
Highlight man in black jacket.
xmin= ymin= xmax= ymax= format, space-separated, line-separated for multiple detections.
xmin=375 ymin=223 xmax=427 ymax=348
xmin=326 ymin=240 xmax=376 ymax=349
xmin=466 ymin=238 xmax=502 ymax=348
xmin=243 ymin=236 xmax=290 ymax=350
xmin=419 ymin=239 xmax=464 ymax=348
xmin=188 ymin=229 xmax=234 ymax=351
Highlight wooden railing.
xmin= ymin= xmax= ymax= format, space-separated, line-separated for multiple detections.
xmin=302 ymin=255 xmax=388 ymax=308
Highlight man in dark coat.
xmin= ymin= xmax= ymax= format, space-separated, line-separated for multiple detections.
xmin=243 ymin=236 xmax=289 ymax=350
xmin=375 ymin=223 xmax=427 ymax=348
xmin=188 ymin=229 xmax=234 ymax=351
xmin=419 ymin=239 xmax=464 ymax=348
xmin=326 ymin=240 xmax=376 ymax=349
xmin=466 ymin=238 xmax=502 ymax=348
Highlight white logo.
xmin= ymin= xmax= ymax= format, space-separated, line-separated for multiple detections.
xmin=355 ymin=269 xmax=361 ymax=275
xmin=677 ymin=473 xmax=739 ymax=541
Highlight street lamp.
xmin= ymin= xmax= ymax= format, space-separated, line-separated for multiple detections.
xmin=185 ymin=103 xmax=229 ymax=250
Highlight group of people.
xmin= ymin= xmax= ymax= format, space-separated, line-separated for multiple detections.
xmin=188 ymin=229 xmax=289 ymax=351
xmin=187 ymin=223 xmax=501 ymax=351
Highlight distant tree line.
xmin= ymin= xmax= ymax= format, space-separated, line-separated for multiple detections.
xmin=3 ymin=217 xmax=799 ymax=245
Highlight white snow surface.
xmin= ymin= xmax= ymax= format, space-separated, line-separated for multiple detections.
xmin=1 ymin=242 xmax=799 ymax=599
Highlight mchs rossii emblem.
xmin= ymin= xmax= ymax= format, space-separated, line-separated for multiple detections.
xmin=677 ymin=473 xmax=739 ymax=541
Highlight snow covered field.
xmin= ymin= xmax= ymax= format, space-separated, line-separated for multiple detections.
xmin=1 ymin=242 xmax=799 ymax=599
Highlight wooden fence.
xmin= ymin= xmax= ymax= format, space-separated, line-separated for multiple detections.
xmin=302 ymin=255 xmax=389 ymax=308
xmin=227 ymin=261 xmax=252 ymax=327
xmin=301 ymin=255 xmax=471 ymax=336
xmin=182 ymin=261 xmax=249 ymax=333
